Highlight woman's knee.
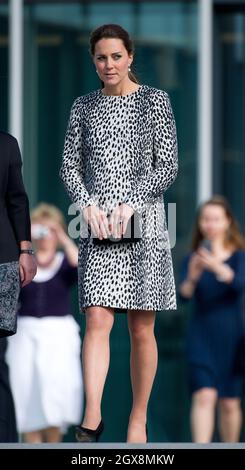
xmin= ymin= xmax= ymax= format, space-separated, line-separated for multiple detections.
xmin=85 ymin=306 xmax=114 ymax=335
xmin=219 ymin=398 xmax=241 ymax=415
xmin=128 ymin=311 xmax=155 ymax=341
xmin=193 ymin=388 xmax=218 ymax=408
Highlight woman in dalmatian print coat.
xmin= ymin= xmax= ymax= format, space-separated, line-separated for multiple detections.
xmin=60 ymin=24 xmax=178 ymax=444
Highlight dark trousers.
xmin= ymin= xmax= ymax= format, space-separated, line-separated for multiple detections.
xmin=0 ymin=338 xmax=18 ymax=442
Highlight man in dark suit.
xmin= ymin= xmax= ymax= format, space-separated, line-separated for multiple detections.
xmin=0 ymin=131 xmax=37 ymax=441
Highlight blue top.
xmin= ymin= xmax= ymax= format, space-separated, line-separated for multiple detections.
xmin=178 ymin=250 xmax=245 ymax=396
xmin=18 ymin=254 xmax=77 ymax=318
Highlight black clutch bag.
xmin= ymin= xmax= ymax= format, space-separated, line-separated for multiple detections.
xmin=93 ymin=211 xmax=142 ymax=245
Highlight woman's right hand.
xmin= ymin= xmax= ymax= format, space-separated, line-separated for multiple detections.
xmin=83 ymin=205 xmax=111 ymax=240
xmin=187 ymin=253 xmax=204 ymax=283
xmin=179 ymin=253 xmax=204 ymax=299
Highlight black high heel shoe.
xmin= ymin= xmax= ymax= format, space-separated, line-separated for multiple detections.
xmin=75 ymin=420 xmax=104 ymax=443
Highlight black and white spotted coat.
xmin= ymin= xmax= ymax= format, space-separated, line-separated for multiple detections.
xmin=60 ymin=85 xmax=178 ymax=312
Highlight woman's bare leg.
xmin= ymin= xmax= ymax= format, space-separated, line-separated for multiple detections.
xmin=190 ymin=388 xmax=218 ymax=442
xmin=23 ymin=431 xmax=43 ymax=443
xmin=81 ymin=306 xmax=115 ymax=429
xmin=42 ymin=426 xmax=62 ymax=443
xmin=218 ymin=398 xmax=242 ymax=442
xmin=127 ymin=309 xmax=157 ymax=443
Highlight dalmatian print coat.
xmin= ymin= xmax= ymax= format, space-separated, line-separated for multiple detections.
xmin=60 ymin=84 xmax=178 ymax=313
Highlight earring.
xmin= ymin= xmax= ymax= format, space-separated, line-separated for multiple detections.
xmin=128 ymin=65 xmax=131 ymax=72
xmin=96 ymin=70 xmax=98 ymax=74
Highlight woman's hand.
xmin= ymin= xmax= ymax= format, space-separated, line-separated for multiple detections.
xmin=196 ymin=247 xmax=221 ymax=274
xmin=83 ymin=203 xmax=134 ymax=240
xmin=108 ymin=203 xmax=134 ymax=240
xmin=45 ymin=221 xmax=70 ymax=246
xmin=39 ymin=220 xmax=79 ymax=266
xmin=179 ymin=252 xmax=204 ymax=299
xmin=83 ymin=205 xmax=111 ymax=240
xmin=197 ymin=247 xmax=234 ymax=282
xmin=187 ymin=252 xmax=205 ymax=283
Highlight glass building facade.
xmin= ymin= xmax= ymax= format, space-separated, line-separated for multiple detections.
xmin=0 ymin=0 xmax=244 ymax=442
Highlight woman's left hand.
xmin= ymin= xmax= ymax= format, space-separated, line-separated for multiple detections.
xmin=196 ymin=247 xmax=221 ymax=273
xmin=45 ymin=221 xmax=69 ymax=246
xmin=108 ymin=203 xmax=134 ymax=240
xmin=197 ymin=247 xmax=234 ymax=282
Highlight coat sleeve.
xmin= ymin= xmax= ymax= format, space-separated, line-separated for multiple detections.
xmin=122 ymin=91 xmax=178 ymax=214
xmin=6 ymin=137 xmax=31 ymax=243
xmin=59 ymin=97 xmax=97 ymax=211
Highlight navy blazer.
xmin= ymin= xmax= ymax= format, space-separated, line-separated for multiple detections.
xmin=0 ymin=131 xmax=31 ymax=263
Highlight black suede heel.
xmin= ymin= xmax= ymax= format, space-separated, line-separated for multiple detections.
xmin=75 ymin=420 xmax=104 ymax=443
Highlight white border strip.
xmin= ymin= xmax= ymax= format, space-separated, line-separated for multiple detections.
xmin=198 ymin=0 xmax=213 ymax=204
xmin=9 ymin=0 xmax=23 ymax=152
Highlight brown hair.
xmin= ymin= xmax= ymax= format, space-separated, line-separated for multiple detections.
xmin=191 ymin=195 xmax=245 ymax=251
xmin=31 ymin=202 xmax=67 ymax=231
xmin=89 ymin=24 xmax=139 ymax=86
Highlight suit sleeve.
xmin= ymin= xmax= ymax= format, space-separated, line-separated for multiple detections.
xmin=6 ymin=138 xmax=31 ymax=243
xmin=59 ymin=98 xmax=97 ymax=211
xmin=122 ymin=91 xmax=178 ymax=214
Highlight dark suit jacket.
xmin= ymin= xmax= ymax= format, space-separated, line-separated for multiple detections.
xmin=0 ymin=131 xmax=31 ymax=263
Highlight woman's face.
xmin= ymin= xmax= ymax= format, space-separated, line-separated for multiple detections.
xmin=93 ymin=38 xmax=133 ymax=87
xmin=199 ymin=204 xmax=230 ymax=241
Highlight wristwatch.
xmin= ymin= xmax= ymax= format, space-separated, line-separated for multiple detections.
xmin=20 ymin=249 xmax=35 ymax=255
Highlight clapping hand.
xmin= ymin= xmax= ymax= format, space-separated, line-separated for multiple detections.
xmin=196 ymin=247 xmax=220 ymax=273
